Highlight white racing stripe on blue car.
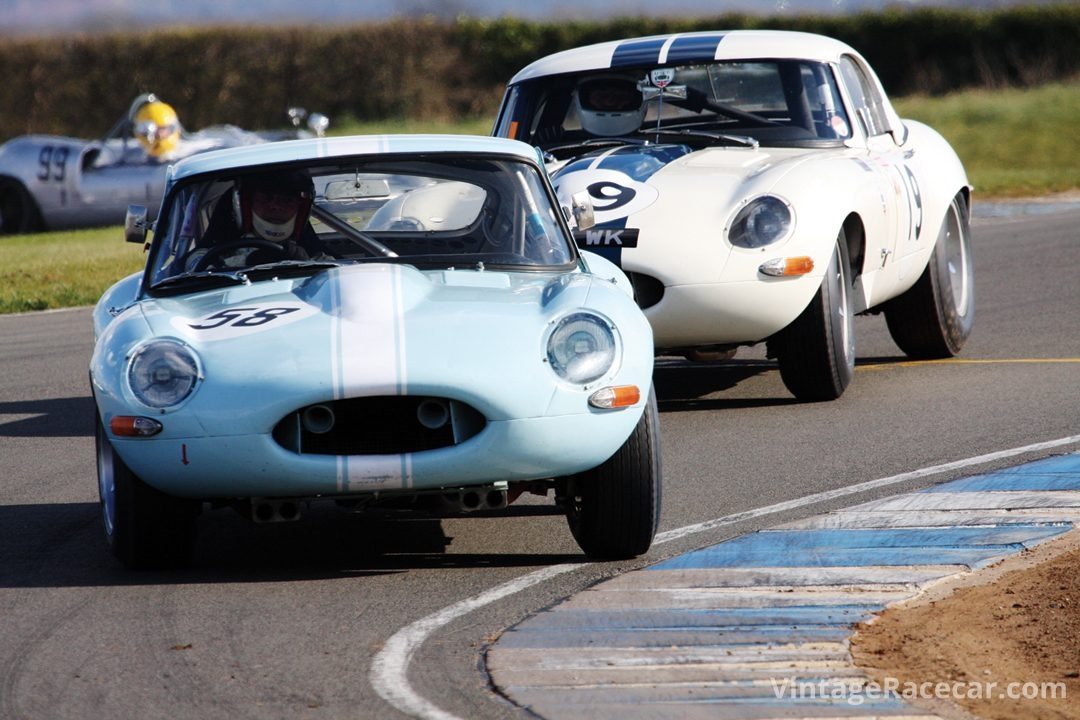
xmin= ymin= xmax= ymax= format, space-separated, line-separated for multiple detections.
xmin=328 ymin=264 xmax=412 ymax=491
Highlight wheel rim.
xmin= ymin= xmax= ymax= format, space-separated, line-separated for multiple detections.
xmin=835 ymin=250 xmax=854 ymax=369
xmin=943 ymin=201 xmax=971 ymax=317
xmin=96 ymin=427 xmax=117 ymax=538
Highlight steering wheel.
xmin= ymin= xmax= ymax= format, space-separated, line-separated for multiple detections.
xmin=193 ymin=239 xmax=287 ymax=271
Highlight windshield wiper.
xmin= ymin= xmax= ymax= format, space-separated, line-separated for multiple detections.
xmin=637 ymin=127 xmax=759 ymax=149
xmin=242 ymin=259 xmax=345 ymax=280
xmin=151 ymin=270 xmax=249 ymax=294
xmin=544 ymin=136 xmax=647 ymax=154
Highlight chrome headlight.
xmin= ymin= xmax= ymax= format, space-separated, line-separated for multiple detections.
xmin=546 ymin=313 xmax=618 ymax=385
xmin=728 ymin=196 xmax=794 ymax=248
xmin=127 ymin=339 xmax=200 ymax=409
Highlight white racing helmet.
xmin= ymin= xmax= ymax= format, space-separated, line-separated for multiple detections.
xmin=573 ymin=75 xmax=646 ymax=137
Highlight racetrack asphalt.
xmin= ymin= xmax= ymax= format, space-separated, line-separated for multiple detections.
xmin=487 ymin=452 xmax=1080 ymax=719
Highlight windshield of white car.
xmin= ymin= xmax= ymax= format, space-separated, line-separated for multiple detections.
xmin=499 ymin=60 xmax=853 ymax=153
xmin=147 ymin=156 xmax=576 ymax=291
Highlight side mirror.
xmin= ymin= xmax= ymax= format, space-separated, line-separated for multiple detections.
xmin=287 ymin=107 xmax=307 ymax=128
xmin=571 ymin=191 xmax=595 ymax=231
xmin=124 ymin=205 xmax=148 ymax=244
xmin=307 ymin=113 xmax=330 ymax=137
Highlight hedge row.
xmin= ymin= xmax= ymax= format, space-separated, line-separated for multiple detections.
xmin=1 ymin=6 xmax=1076 ymax=142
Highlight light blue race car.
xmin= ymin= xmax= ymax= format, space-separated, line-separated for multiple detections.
xmin=90 ymin=134 xmax=660 ymax=569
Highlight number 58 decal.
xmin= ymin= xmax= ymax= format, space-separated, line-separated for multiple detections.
xmin=171 ymin=302 xmax=318 ymax=341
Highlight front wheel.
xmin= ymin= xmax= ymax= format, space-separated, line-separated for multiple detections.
xmin=0 ymin=179 xmax=42 ymax=235
xmin=565 ymin=389 xmax=662 ymax=560
xmin=771 ymin=229 xmax=856 ymax=401
xmin=884 ymin=194 xmax=974 ymax=358
xmin=96 ymin=415 xmax=198 ymax=569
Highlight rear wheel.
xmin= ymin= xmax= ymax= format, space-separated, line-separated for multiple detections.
xmin=565 ymin=389 xmax=661 ymax=560
xmin=771 ymin=229 xmax=855 ymax=401
xmin=0 ymin=179 xmax=42 ymax=235
xmin=96 ymin=415 xmax=198 ymax=569
xmin=884 ymin=194 xmax=974 ymax=358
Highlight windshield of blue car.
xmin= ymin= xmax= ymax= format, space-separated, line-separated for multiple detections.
xmin=498 ymin=60 xmax=853 ymax=152
xmin=147 ymin=156 xmax=576 ymax=289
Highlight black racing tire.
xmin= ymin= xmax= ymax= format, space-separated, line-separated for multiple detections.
xmin=95 ymin=415 xmax=198 ymax=569
xmin=0 ymin=178 xmax=43 ymax=235
xmin=884 ymin=194 xmax=975 ymax=358
xmin=566 ymin=389 xmax=662 ymax=560
xmin=772 ymin=228 xmax=856 ymax=402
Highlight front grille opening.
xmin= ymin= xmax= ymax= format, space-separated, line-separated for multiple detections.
xmin=273 ymin=396 xmax=486 ymax=455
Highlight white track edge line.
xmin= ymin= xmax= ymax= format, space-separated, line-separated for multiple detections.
xmin=369 ymin=434 xmax=1080 ymax=719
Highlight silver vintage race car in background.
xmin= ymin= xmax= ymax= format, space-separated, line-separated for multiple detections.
xmin=0 ymin=93 xmax=329 ymax=234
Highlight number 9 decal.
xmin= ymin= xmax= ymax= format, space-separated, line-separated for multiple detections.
xmin=587 ymin=181 xmax=637 ymax=212
xmin=555 ymin=168 xmax=659 ymax=226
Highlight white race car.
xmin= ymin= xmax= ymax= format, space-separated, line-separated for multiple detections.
xmin=494 ymin=30 xmax=974 ymax=400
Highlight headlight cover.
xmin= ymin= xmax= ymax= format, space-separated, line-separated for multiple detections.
xmin=127 ymin=339 xmax=201 ymax=409
xmin=546 ymin=313 xmax=618 ymax=385
xmin=728 ymin=196 xmax=794 ymax=249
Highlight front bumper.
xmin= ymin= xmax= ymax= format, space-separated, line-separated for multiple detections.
xmin=644 ymin=275 xmax=823 ymax=348
xmin=110 ymin=409 xmax=643 ymax=499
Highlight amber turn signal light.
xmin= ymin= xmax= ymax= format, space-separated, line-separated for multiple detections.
xmin=109 ymin=415 xmax=163 ymax=437
xmin=588 ymin=385 xmax=641 ymax=409
xmin=759 ymin=256 xmax=815 ymax=277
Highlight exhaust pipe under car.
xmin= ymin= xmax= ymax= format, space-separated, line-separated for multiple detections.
xmin=251 ymin=499 xmax=302 ymax=523
xmin=444 ymin=487 xmax=508 ymax=513
xmin=301 ymin=404 xmax=335 ymax=434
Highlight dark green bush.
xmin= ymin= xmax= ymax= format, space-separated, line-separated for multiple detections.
xmin=0 ymin=6 xmax=1075 ymax=142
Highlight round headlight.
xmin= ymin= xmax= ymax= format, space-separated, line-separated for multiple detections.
xmin=128 ymin=339 xmax=200 ymax=409
xmin=728 ymin=196 xmax=793 ymax=249
xmin=546 ymin=313 xmax=618 ymax=385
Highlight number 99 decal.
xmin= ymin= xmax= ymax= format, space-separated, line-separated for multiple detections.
xmin=38 ymin=146 xmax=70 ymax=182
xmin=170 ymin=302 xmax=318 ymax=341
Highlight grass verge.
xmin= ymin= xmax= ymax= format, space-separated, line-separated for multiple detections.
xmin=893 ymin=81 xmax=1079 ymax=197
xmin=0 ymin=227 xmax=144 ymax=313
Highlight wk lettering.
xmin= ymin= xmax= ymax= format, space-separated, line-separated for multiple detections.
xmin=575 ymin=228 xmax=639 ymax=248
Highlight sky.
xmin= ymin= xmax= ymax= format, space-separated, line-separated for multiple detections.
xmin=0 ymin=0 xmax=1065 ymax=36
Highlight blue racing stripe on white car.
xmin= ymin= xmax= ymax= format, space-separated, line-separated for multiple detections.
xmin=610 ymin=37 xmax=667 ymax=68
xmin=663 ymin=33 xmax=727 ymax=64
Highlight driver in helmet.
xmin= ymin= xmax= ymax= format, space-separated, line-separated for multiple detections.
xmin=573 ymin=75 xmax=646 ymax=137
xmin=191 ymin=170 xmax=320 ymax=270
xmin=133 ymin=96 xmax=182 ymax=161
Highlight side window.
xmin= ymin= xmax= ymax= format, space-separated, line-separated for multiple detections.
xmin=839 ymin=56 xmax=890 ymax=138
xmin=494 ymin=86 xmax=520 ymax=139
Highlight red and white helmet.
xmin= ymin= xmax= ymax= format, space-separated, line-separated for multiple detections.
xmin=234 ymin=170 xmax=314 ymax=242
